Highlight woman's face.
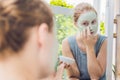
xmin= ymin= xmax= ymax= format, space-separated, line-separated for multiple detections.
xmin=77 ymin=11 xmax=98 ymax=35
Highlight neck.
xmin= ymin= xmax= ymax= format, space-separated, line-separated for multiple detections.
xmin=0 ymin=51 xmax=39 ymax=80
xmin=76 ymin=33 xmax=85 ymax=45
xmin=0 ymin=44 xmax=39 ymax=80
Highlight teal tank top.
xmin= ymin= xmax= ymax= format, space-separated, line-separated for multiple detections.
xmin=68 ymin=35 xmax=107 ymax=80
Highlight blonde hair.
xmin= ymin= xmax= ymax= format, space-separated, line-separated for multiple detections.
xmin=73 ymin=3 xmax=97 ymax=23
xmin=0 ymin=0 xmax=53 ymax=53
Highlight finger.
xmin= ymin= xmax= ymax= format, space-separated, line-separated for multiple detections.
xmin=66 ymin=64 xmax=70 ymax=67
xmin=80 ymin=32 xmax=82 ymax=39
xmin=81 ymin=30 xmax=84 ymax=39
xmin=87 ymin=27 xmax=91 ymax=36
xmin=64 ymin=63 xmax=70 ymax=69
xmin=65 ymin=64 xmax=70 ymax=69
xmin=83 ymin=30 xmax=85 ymax=39
xmin=84 ymin=29 xmax=87 ymax=39
xmin=59 ymin=61 xmax=63 ymax=65
xmin=56 ymin=63 xmax=65 ymax=79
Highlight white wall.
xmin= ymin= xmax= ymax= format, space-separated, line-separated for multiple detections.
xmin=105 ymin=0 xmax=114 ymax=79
xmin=114 ymin=0 xmax=120 ymax=79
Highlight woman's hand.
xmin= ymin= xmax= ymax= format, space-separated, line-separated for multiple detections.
xmin=54 ymin=63 xmax=66 ymax=80
xmin=80 ymin=27 xmax=97 ymax=49
xmin=54 ymin=62 xmax=70 ymax=80
xmin=41 ymin=63 xmax=66 ymax=80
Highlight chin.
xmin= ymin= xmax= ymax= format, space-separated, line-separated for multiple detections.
xmin=91 ymin=31 xmax=98 ymax=36
xmin=39 ymin=69 xmax=51 ymax=79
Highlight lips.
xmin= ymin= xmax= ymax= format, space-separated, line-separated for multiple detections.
xmin=90 ymin=31 xmax=94 ymax=34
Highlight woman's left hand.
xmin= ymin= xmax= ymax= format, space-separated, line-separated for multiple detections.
xmin=41 ymin=63 xmax=66 ymax=80
xmin=80 ymin=27 xmax=97 ymax=49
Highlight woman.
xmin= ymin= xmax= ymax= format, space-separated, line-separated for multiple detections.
xmin=62 ymin=3 xmax=107 ymax=80
xmin=0 ymin=0 xmax=65 ymax=80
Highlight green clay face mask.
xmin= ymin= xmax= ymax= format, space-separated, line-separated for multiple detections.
xmin=77 ymin=11 xmax=98 ymax=35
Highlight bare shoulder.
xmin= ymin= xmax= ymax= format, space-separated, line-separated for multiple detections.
xmin=62 ymin=37 xmax=80 ymax=77
xmin=96 ymin=37 xmax=107 ymax=75
xmin=62 ymin=38 xmax=69 ymax=47
xmin=62 ymin=37 xmax=73 ymax=58
xmin=101 ymin=37 xmax=107 ymax=49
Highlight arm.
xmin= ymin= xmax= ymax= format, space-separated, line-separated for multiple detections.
xmin=62 ymin=38 xmax=80 ymax=80
xmin=81 ymin=28 xmax=107 ymax=79
xmin=86 ymin=39 xmax=107 ymax=80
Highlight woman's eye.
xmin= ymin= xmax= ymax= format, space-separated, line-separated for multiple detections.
xmin=91 ymin=20 xmax=96 ymax=24
xmin=82 ymin=22 xmax=89 ymax=26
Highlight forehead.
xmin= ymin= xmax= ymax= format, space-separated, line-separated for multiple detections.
xmin=78 ymin=11 xmax=97 ymax=22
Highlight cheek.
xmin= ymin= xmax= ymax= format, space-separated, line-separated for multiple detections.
xmin=39 ymin=33 xmax=58 ymax=74
xmin=49 ymin=34 xmax=58 ymax=68
xmin=38 ymin=47 xmax=56 ymax=77
xmin=90 ymin=25 xmax=98 ymax=35
xmin=78 ymin=22 xmax=88 ymax=32
xmin=78 ymin=26 xmax=86 ymax=32
xmin=91 ymin=24 xmax=98 ymax=31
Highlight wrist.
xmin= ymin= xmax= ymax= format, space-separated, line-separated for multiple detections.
xmin=86 ymin=45 xmax=94 ymax=50
xmin=86 ymin=46 xmax=95 ymax=55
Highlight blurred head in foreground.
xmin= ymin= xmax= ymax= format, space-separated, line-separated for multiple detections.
xmin=0 ymin=0 xmax=57 ymax=79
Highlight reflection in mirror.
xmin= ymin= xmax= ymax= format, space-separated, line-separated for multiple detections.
xmin=49 ymin=0 xmax=116 ymax=80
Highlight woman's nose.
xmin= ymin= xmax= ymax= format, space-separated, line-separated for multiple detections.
xmin=88 ymin=26 xmax=93 ymax=31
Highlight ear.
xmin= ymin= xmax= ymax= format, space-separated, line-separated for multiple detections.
xmin=38 ymin=23 xmax=49 ymax=47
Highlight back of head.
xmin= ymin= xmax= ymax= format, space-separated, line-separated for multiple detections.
xmin=0 ymin=0 xmax=53 ymax=56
